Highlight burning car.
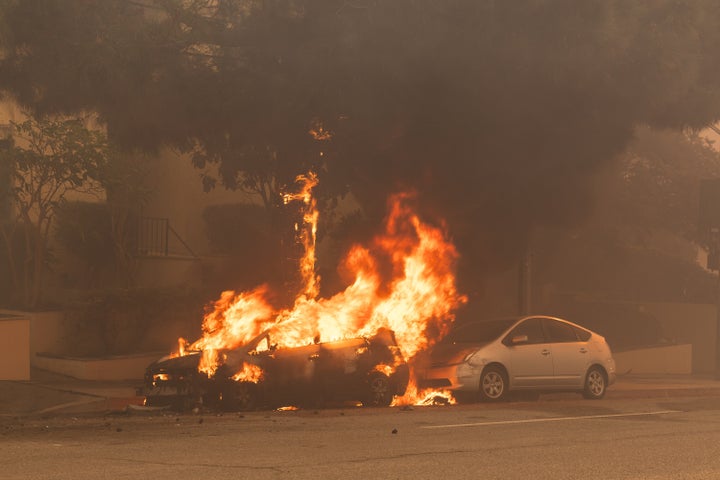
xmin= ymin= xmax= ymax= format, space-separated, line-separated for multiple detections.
xmin=139 ymin=176 xmax=467 ymax=410
xmin=142 ymin=327 xmax=410 ymax=411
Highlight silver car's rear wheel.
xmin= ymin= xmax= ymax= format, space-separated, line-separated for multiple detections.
xmin=582 ymin=366 xmax=607 ymax=399
xmin=479 ymin=366 xmax=508 ymax=402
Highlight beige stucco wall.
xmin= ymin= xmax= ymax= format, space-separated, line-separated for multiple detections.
xmin=33 ymin=352 xmax=162 ymax=381
xmin=0 ymin=309 xmax=67 ymax=360
xmin=142 ymin=149 xmax=256 ymax=257
xmin=614 ymin=344 xmax=693 ymax=375
xmin=0 ymin=315 xmax=30 ymax=380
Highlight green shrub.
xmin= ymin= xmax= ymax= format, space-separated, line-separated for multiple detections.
xmin=64 ymin=287 xmax=207 ymax=356
xmin=54 ymin=201 xmax=114 ymax=287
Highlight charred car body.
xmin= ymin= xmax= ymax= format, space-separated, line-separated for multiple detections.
xmin=141 ymin=328 xmax=410 ymax=411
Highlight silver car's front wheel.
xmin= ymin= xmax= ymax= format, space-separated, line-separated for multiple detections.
xmin=479 ymin=366 xmax=508 ymax=402
xmin=582 ymin=366 xmax=607 ymax=399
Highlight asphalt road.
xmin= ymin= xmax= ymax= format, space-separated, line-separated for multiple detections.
xmin=2 ymin=395 xmax=719 ymax=480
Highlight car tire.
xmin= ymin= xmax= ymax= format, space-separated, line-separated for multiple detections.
xmin=223 ymin=381 xmax=260 ymax=411
xmin=478 ymin=365 xmax=508 ymax=402
xmin=582 ymin=366 xmax=607 ymax=400
xmin=362 ymin=372 xmax=393 ymax=407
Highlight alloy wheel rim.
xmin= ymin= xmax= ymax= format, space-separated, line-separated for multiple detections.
xmin=588 ymin=371 xmax=604 ymax=395
xmin=483 ymin=372 xmax=504 ymax=398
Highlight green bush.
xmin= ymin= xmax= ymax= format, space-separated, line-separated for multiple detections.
xmin=64 ymin=287 xmax=207 ymax=356
xmin=54 ymin=201 xmax=115 ymax=287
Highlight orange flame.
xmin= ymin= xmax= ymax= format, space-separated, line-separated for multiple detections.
xmin=283 ymin=172 xmax=320 ymax=300
xmin=232 ymin=362 xmax=264 ymax=383
xmin=177 ymin=337 xmax=187 ymax=357
xmin=396 ymin=379 xmax=457 ymax=406
xmin=374 ymin=364 xmax=396 ymax=376
xmin=309 ymin=119 xmax=332 ymax=141
xmin=179 ymin=174 xmax=466 ymax=405
xmin=190 ymin=286 xmax=276 ymax=376
xmin=264 ymin=191 xmax=466 ymax=362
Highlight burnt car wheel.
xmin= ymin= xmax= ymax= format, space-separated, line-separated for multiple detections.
xmin=223 ymin=381 xmax=260 ymax=411
xmin=582 ymin=366 xmax=607 ymax=399
xmin=362 ymin=372 xmax=393 ymax=407
xmin=145 ymin=384 xmax=203 ymax=411
xmin=478 ymin=365 xmax=508 ymax=402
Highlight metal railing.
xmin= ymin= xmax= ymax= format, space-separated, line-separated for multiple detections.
xmin=136 ymin=216 xmax=197 ymax=258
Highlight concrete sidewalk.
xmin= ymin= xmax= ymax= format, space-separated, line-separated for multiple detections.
xmin=0 ymin=368 xmax=143 ymax=417
xmin=2 ymin=369 xmax=720 ymax=418
xmin=608 ymin=373 xmax=720 ymax=399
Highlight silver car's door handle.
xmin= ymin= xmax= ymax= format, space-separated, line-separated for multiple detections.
xmin=579 ymin=348 xmax=588 ymax=354
xmin=541 ymin=349 xmax=551 ymax=356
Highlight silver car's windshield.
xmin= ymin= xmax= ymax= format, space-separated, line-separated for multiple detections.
xmin=442 ymin=318 xmax=517 ymax=344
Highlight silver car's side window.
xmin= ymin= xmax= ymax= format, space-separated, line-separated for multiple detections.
xmin=443 ymin=319 xmax=516 ymax=344
xmin=505 ymin=318 xmax=546 ymax=345
xmin=544 ymin=319 xmax=579 ymax=343
xmin=572 ymin=325 xmax=592 ymax=342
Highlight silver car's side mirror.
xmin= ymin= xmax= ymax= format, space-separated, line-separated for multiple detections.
xmin=511 ymin=334 xmax=529 ymax=344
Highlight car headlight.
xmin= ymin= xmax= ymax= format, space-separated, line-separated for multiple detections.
xmin=463 ymin=351 xmax=477 ymax=363
xmin=152 ymin=373 xmax=171 ymax=384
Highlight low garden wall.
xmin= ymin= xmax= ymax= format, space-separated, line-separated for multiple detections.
xmin=0 ymin=313 xmax=30 ymax=380
xmin=613 ymin=343 xmax=693 ymax=375
xmin=33 ymin=351 xmax=165 ymax=381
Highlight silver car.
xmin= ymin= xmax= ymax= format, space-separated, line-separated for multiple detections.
xmin=417 ymin=315 xmax=616 ymax=401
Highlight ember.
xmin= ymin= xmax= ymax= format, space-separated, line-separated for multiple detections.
xmin=179 ymin=173 xmax=466 ymax=406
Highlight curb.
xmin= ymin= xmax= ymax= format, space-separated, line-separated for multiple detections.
xmin=5 ymin=380 xmax=720 ymax=417
xmin=607 ymin=386 xmax=720 ymax=399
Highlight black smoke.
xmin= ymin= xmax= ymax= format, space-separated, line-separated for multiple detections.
xmin=2 ymin=0 xmax=720 ymax=295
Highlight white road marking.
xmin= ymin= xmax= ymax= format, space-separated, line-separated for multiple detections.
xmin=32 ymin=398 xmax=104 ymax=415
xmin=420 ymin=410 xmax=683 ymax=429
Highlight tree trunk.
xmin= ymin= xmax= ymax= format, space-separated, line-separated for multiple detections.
xmin=30 ymin=216 xmax=52 ymax=309
xmin=22 ymin=225 xmax=33 ymax=308
xmin=0 ymin=226 xmax=20 ymax=289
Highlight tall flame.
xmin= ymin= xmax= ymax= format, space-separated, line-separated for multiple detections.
xmin=282 ymin=172 xmax=320 ymax=300
xmin=182 ymin=174 xmax=467 ymax=403
xmin=269 ymin=192 xmax=465 ymax=362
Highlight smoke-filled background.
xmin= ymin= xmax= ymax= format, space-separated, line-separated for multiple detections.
xmin=3 ymin=1 xmax=720 ymax=331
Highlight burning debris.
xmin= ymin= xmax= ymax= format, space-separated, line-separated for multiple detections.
xmin=142 ymin=173 xmax=466 ymax=410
